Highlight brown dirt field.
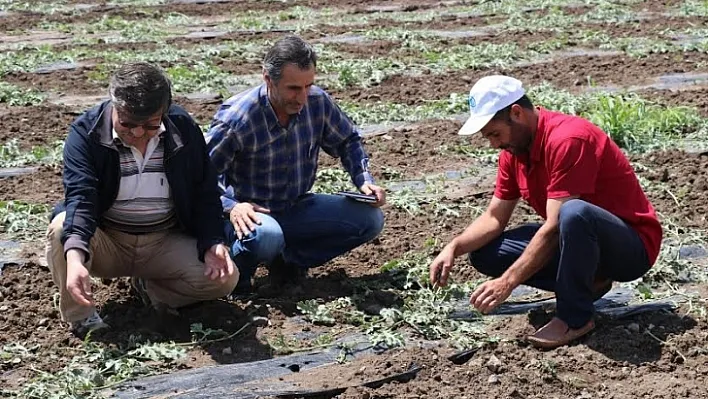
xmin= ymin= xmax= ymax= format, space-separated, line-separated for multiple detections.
xmin=329 ymin=51 xmax=708 ymax=105
xmin=641 ymin=87 xmax=708 ymax=116
xmin=2 ymin=0 xmax=708 ymax=397
xmin=0 ymin=104 xmax=77 ymax=149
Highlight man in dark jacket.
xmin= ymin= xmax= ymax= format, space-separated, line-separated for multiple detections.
xmin=47 ymin=62 xmax=237 ymax=336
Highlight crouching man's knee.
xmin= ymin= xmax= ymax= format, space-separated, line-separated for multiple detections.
xmin=362 ymin=207 xmax=385 ymax=242
xmin=467 ymin=244 xmax=505 ymax=278
xmin=203 ymin=268 xmax=240 ymax=299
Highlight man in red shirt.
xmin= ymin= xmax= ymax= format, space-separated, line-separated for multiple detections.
xmin=429 ymin=75 xmax=662 ymax=349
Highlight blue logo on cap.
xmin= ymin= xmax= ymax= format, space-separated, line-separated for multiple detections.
xmin=468 ymin=96 xmax=476 ymax=109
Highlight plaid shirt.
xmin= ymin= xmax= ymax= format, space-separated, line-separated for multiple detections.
xmin=206 ymin=84 xmax=373 ymax=212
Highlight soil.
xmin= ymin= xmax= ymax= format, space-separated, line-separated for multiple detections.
xmin=329 ymin=51 xmax=708 ymax=105
xmin=1 ymin=0 xmax=708 ymax=396
xmin=330 ymin=310 xmax=708 ymax=399
xmin=631 ymin=150 xmax=708 ymax=230
xmin=641 ymin=87 xmax=708 ymax=116
xmin=3 ymin=67 xmax=106 ymax=97
xmin=0 ymin=104 xmax=79 ymax=149
xmin=0 ymin=164 xmax=63 ymax=205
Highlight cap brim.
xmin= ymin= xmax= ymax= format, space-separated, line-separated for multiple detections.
xmin=458 ymin=113 xmax=494 ymax=136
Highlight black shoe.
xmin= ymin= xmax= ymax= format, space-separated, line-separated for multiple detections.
xmin=256 ymin=257 xmax=307 ymax=297
xmin=266 ymin=256 xmax=305 ymax=287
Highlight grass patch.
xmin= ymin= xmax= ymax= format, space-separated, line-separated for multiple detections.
xmin=583 ymin=92 xmax=705 ymax=151
xmin=531 ymin=84 xmax=707 ymax=152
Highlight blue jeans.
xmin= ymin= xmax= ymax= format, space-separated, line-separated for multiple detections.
xmin=225 ymin=194 xmax=385 ymax=290
xmin=469 ymin=199 xmax=651 ymax=329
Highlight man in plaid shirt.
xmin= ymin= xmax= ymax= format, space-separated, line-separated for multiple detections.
xmin=206 ymin=35 xmax=385 ymax=295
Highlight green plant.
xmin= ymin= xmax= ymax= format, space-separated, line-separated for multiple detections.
xmin=1 ymin=343 xmax=38 ymax=366
xmin=0 ymin=201 xmax=50 ymax=241
xmin=15 ymin=340 xmax=185 ymax=398
xmin=166 ymin=61 xmax=237 ymax=95
xmin=678 ymin=0 xmax=708 ymax=16
xmin=340 ymin=93 xmax=467 ymax=125
xmin=190 ymin=323 xmax=228 ymax=343
xmin=297 ymin=297 xmax=367 ymax=326
xmin=0 ymin=82 xmax=44 ymax=106
xmin=388 ymin=188 xmax=424 ymax=215
xmin=585 ymin=93 xmax=704 ymax=151
xmin=311 ymin=168 xmax=355 ymax=193
xmin=266 ymin=334 xmax=300 ymax=355
xmin=0 ymin=0 xmax=74 ymax=14
xmin=421 ymin=43 xmax=523 ymax=72
xmin=0 ymin=140 xmax=64 ymax=168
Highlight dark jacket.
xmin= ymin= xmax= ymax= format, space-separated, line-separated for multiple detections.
xmin=56 ymin=100 xmax=224 ymax=261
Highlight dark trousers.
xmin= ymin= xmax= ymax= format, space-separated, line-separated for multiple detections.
xmin=469 ymin=199 xmax=651 ymax=328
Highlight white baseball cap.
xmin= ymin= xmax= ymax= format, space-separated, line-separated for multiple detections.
xmin=458 ymin=75 xmax=525 ymax=136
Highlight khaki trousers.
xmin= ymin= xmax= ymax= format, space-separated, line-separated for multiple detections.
xmin=47 ymin=212 xmax=238 ymax=323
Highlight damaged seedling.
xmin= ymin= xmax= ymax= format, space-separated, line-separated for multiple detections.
xmin=0 ymin=82 xmax=44 ymax=106
xmin=17 ymin=339 xmax=185 ymax=398
xmin=0 ymin=201 xmax=50 ymax=241
xmin=0 ymin=139 xmax=64 ymax=168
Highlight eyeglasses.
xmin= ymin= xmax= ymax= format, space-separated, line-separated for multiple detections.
xmin=118 ymin=118 xmax=162 ymax=132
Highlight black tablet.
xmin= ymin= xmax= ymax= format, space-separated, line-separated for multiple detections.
xmin=336 ymin=191 xmax=378 ymax=203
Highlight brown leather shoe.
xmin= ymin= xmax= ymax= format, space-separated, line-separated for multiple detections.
xmin=527 ymin=317 xmax=595 ymax=349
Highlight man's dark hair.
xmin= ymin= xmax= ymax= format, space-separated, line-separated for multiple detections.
xmin=491 ymin=94 xmax=534 ymax=122
xmin=109 ymin=62 xmax=172 ymax=120
xmin=263 ymin=35 xmax=317 ymax=83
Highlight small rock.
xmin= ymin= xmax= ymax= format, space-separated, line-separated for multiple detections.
xmin=486 ymin=354 xmax=502 ymax=373
xmin=38 ymin=318 xmax=49 ymax=327
xmin=488 ymin=374 xmax=500 ymax=384
xmin=628 ymin=323 xmax=640 ymax=333
xmin=0 ymin=305 xmax=8 ymax=312
xmin=222 ymin=347 xmax=233 ymax=356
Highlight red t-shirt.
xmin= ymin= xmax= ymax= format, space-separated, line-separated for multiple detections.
xmin=494 ymin=107 xmax=662 ymax=265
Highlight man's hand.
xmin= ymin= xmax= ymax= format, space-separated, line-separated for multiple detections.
xmin=230 ymin=202 xmax=270 ymax=240
xmin=469 ymin=277 xmax=515 ymax=314
xmin=204 ymin=243 xmax=237 ymax=283
xmin=429 ymin=243 xmax=457 ymax=288
xmin=66 ymin=249 xmax=94 ymax=307
xmin=359 ymin=183 xmax=386 ymax=207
